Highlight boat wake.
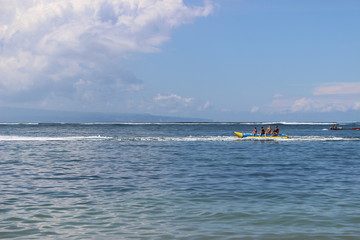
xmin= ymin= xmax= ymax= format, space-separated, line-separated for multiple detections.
xmin=286 ymin=136 xmax=360 ymax=141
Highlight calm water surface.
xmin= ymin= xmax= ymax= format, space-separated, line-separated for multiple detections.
xmin=1 ymin=123 xmax=360 ymax=239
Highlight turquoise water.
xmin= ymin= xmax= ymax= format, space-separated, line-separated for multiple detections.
xmin=1 ymin=123 xmax=360 ymax=239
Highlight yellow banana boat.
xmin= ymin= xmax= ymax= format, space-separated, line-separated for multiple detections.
xmin=234 ymin=132 xmax=290 ymax=139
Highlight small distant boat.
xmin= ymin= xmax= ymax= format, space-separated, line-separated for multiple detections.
xmin=330 ymin=124 xmax=360 ymax=130
xmin=330 ymin=125 xmax=343 ymax=130
xmin=234 ymin=132 xmax=290 ymax=139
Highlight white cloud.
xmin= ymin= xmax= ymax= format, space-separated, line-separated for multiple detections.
xmin=151 ymin=94 xmax=194 ymax=114
xmin=198 ymin=101 xmax=211 ymax=111
xmin=154 ymin=93 xmax=193 ymax=107
xmin=290 ymin=98 xmax=322 ymax=112
xmin=290 ymin=97 xmax=359 ymax=113
xmin=353 ymin=102 xmax=360 ymax=110
xmin=267 ymin=82 xmax=360 ymax=114
xmin=0 ymin=0 xmax=213 ymax=110
xmin=313 ymin=82 xmax=360 ymax=96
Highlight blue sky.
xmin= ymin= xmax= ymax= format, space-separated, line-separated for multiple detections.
xmin=0 ymin=0 xmax=359 ymax=122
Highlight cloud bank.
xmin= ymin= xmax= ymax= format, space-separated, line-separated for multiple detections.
xmin=0 ymin=0 xmax=213 ymax=110
xmin=260 ymin=82 xmax=360 ymax=114
xmin=313 ymin=82 xmax=360 ymax=96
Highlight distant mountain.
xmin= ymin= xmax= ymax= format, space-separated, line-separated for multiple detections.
xmin=0 ymin=107 xmax=211 ymax=123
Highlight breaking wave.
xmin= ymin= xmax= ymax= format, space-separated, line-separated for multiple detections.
xmin=0 ymin=135 xmax=111 ymax=141
xmin=0 ymin=135 xmax=359 ymax=142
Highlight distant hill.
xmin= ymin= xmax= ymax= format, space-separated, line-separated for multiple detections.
xmin=0 ymin=107 xmax=211 ymax=123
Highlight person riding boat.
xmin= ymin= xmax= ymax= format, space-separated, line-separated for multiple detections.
xmin=272 ymin=125 xmax=280 ymax=135
xmin=265 ymin=125 xmax=272 ymax=135
xmin=252 ymin=127 xmax=257 ymax=135
xmin=330 ymin=124 xmax=341 ymax=130
xmin=259 ymin=126 xmax=265 ymax=136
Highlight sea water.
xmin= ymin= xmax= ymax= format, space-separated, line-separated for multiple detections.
xmin=1 ymin=122 xmax=360 ymax=239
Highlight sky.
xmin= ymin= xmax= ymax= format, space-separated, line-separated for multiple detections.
xmin=0 ymin=0 xmax=359 ymax=122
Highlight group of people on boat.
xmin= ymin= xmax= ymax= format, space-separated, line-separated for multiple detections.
xmin=252 ymin=125 xmax=280 ymax=136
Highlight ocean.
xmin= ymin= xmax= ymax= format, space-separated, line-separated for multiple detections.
xmin=1 ymin=122 xmax=360 ymax=239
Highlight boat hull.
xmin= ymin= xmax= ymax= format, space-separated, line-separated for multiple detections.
xmin=234 ymin=132 xmax=290 ymax=139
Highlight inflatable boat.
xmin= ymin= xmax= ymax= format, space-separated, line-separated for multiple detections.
xmin=234 ymin=132 xmax=290 ymax=139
